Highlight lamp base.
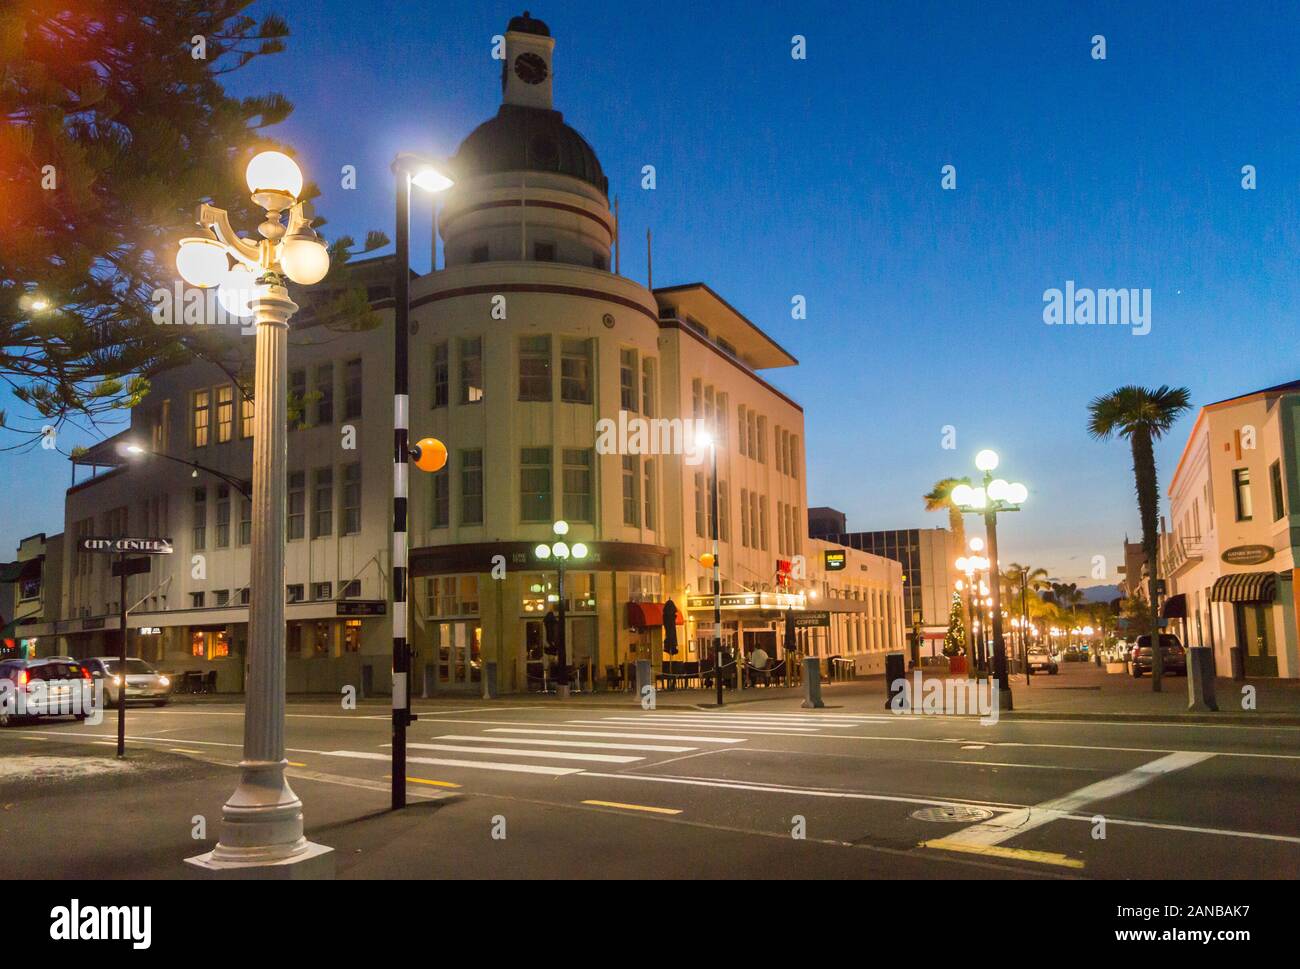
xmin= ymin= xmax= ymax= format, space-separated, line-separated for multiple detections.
xmin=185 ymin=841 xmax=334 ymax=880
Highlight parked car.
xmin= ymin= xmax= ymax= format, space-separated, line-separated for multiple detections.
xmin=82 ymin=657 xmax=173 ymax=707
xmin=1130 ymin=635 xmax=1187 ymax=677
xmin=0 ymin=656 xmax=93 ymax=725
xmin=1027 ymin=650 xmax=1059 ymax=674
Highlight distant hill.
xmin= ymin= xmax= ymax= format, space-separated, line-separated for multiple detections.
xmin=1081 ymin=584 xmax=1122 ymax=603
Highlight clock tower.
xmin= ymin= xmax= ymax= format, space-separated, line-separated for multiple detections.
xmin=501 ymin=11 xmax=555 ymax=111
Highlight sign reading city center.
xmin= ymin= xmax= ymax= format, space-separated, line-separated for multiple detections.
xmin=80 ymin=536 xmax=174 ymax=554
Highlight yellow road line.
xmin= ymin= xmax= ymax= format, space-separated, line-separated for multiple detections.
xmin=20 ymin=735 xmax=49 ymax=741
xmin=921 ymin=838 xmax=1084 ymax=869
xmin=582 ymin=799 xmax=682 ymax=816
xmin=407 ymin=776 xmax=461 ymax=789
xmin=169 ymin=747 xmax=202 ymax=754
xmin=287 ymin=761 xmax=308 ymax=767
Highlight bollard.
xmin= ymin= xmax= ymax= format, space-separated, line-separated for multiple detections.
xmin=482 ymin=661 xmax=498 ymax=700
xmin=635 ymin=660 xmax=653 ymax=701
xmin=885 ymin=652 xmax=907 ymax=710
xmin=1186 ymin=646 xmax=1218 ymax=712
xmin=801 ymin=657 xmax=824 ymax=709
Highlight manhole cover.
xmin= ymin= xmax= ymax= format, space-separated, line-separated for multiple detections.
xmin=910 ymin=806 xmax=995 ymax=823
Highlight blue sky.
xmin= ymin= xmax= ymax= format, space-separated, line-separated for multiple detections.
xmin=5 ymin=0 xmax=1299 ymax=586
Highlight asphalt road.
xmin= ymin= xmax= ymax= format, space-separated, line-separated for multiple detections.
xmin=4 ymin=682 xmax=1299 ymax=879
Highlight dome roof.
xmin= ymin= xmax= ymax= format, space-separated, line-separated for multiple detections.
xmin=507 ymin=11 xmax=550 ymax=36
xmin=451 ymin=104 xmax=608 ymax=196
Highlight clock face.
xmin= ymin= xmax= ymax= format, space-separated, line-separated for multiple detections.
xmin=514 ymin=52 xmax=548 ymax=85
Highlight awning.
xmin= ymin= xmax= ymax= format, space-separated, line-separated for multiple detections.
xmin=1160 ymin=593 xmax=1187 ymax=619
xmin=1210 ymin=572 xmax=1278 ymax=604
xmin=627 ymin=602 xmax=683 ymax=629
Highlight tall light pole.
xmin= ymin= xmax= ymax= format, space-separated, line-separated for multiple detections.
xmin=390 ymin=153 xmax=453 ymax=810
xmin=535 ymin=523 xmax=588 ymax=698
xmin=950 ymin=450 xmax=1028 ymax=711
xmin=695 ymin=431 xmax=722 ymax=706
xmin=179 ymin=151 xmax=333 ymax=875
xmin=117 ymin=442 xmax=251 ymax=498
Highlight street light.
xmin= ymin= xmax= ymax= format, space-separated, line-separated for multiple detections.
xmin=117 ymin=442 xmax=251 ymax=498
xmin=534 ymin=521 xmax=588 ymax=698
xmin=389 ymin=153 xmax=454 ymax=810
xmin=180 ymin=150 xmax=333 ymax=876
xmin=949 ymin=449 xmax=1029 ymax=711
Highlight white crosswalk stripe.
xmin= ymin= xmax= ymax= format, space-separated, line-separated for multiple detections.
xmin=433 ymin=734 xmax=695 ymax=753
xmin=393 ymin=742 xmax=641 ymax=764
xmin=568 ymin=718 xmax=820 ymax=735
xmin=486 ymin=727 xmax=746 ymax=744
xmin=320 ymin=749 xmax=583 ymax=776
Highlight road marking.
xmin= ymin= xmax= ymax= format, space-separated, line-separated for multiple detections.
xmin=320 ymin=749 xmax=583 ymax=776
xmin=19 ymin=735 xmax=50 ymax=741
xmin=930 ymin=759 xmax=1101 ymax=771
xmin=961 ymin=744 xmax=986 ymax=750
xmin=169 ymin=747 xmax=203 ymax=754
xmin=434 ymin=734 xmax=694 ymax=753
xmin=582 ymin=799 xmax=682 ymax=816
xmin=487 ymin=728 xmax=746 ymax=744
xmin=393 ymin=742 xmax=642 ymax=764
xmin=405 ymin=776 xmax=462 ymax=789
xmin=936 ymin=751 xmax=1215 ymax=848
xmin=589 ymin=716 xmax=823 ymax=729
xmin=921 ymin=840 xmax=1085 ymax=869
xmin=286 ymin=761 xmax=307 ymax=767
xmin=567 ymin=719 xmax=817 ymax=735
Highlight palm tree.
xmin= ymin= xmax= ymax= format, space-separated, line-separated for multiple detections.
xmin=1088 ymin=384 xmax=1192 ymax=692
xmin=925 ymin=478 xmax=974 ymax=661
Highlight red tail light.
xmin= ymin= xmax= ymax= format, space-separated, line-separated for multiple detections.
xmin=80 ymin=666 xmax=92 ymax=680
xmin=17 ymin=670 xmax=28 ymax=687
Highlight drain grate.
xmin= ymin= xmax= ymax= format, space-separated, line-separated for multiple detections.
xmin=910 ymin=805 xmax=995 ymax=823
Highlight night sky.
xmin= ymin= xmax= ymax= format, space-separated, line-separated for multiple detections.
xmin=5 ymin=0 xmax=1299 ymax=586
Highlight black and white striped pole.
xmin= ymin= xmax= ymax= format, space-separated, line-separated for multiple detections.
xmin=391 ymin=154 xmax=452 ymax=810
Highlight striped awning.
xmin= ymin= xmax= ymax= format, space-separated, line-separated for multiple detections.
xmin=1210 ymin=572 xmax=1278 ymax=604
xmin=1160 ymin=593 xmax=1187 ymax=619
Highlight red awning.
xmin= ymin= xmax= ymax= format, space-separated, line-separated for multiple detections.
xmin=627 ymin=602 xmax=684 ymax=629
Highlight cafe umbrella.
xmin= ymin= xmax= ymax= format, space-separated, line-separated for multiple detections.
xmin=662 ymin=598 xmax=679 ymax=684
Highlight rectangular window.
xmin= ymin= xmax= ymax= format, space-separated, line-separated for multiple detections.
xmin=341 ymin=580 xmax=361 ymax=598
xmin=312 ymin=582 xmax=332 ymax=601
xmin=692 ymin=378 xmax=702 ymax=418
xmin=715 ymin=392 xmax=726 ymax=446
xmin=1270 ymin=460 xmax=1286 ymax=521
xmin=287 ymin=584 xmax=304 ymax=604
xmin=757 ymin=416 xmax=768 ymax=463
xmin=191 ymin=487 xmax=207 ymax=551
xmin=562 ymin=448 xmax=592 ymax=522
xmin=315 ymin=363 xmax=334 ymax=424
xmin=341 ymin=463 xmax=361 ymax=535
xmin=461 ymin=450 xmax=484 ymax=525
xmin=518 ymin=336 xmax=551 ymax=401
xmin=216 ymin=385 xmax=234 ymax=443
xmin=470 ymin=244 xmax=489 ymax=263
xmin=717 ymin=479 xmax=729 ymax=542
xmin=289 ymin=369 xmax=306 ymax=429
xmin=214 ymin=589 xmax=230 ymax=607
xmin=432 ymin=465 xmax=449 ymax=528
xmin=239 ymin=394 xmax=254 ymax=439
xmin=1233 ymin=468 xmax=1253 ymax=522
xmin=432 ymin=342 xmax=449 ymax=408
xmin=534 ymin=241 xmax=556 ymax=262
xmin=622 ymin=455 xmax=640 ymax=527
xmin=287 ymin=472 xmax=305 ymax=540
xmin=190 ymin=592 xmax=205 ymax=609
xmin=521 ymin=447 xmax=552 ymax=522
xmin=642 ymin=358 xmax=655 ymax=417
xmin=620 ymin=348 xmax=638 ymax=412
xmin=313 ymin=468 xmax=334 ymax=537
xmin=740 ymin=488 xmax=750 ymax=547
xmin=776 ymin=427 xmax=786 ymax=474
xmin=695 ymin=473 xmax=706 ymax=538
xmin=737 ymin=405 xmax=747 ymax=457
xmin=789 ymin=434 xmax=799 ymax=480
xmin=238 ymin=495 xmax=252 ymax=545
xmin=460 ymin=337 xmax=483 ymax=403
xmin=759 ymin=494 xmax=769 ymax=550
xmin=192 ymin=390 xmax=210 ymax=447
xmin=215 ymin=485 xmax=230 ymax=548
xmin=644 ymin=458 xmax=656 ymax=531
xmin=747 ymin=410 xmax=757 ymax=458
xmin=560 ymin=338 xmax=592 ymax=403
xmin=343 ymin=358 xmax=362 ymax=420
xmin=777 ymin=501 xmax=786 ymax=555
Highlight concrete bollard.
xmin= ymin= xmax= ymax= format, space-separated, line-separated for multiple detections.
xmin=635 ymin=660 xmax=653 ymax=700
xmin=885 ymin=652 xmax=907 ymax=710
xmin=482 ymin=661 xmax=498 ymax=700
xmin=801 ymin=657 xmax=824 ymax=709
xmin=1186 ymin=646 xmax=1218 ymax=712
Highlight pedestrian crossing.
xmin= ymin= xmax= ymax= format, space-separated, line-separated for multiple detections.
xmin=311 ymin=710 xmax=886 ymax=780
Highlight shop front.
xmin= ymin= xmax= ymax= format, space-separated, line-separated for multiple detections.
xmin=1210 ymin=570 xmax=1295 ymax=677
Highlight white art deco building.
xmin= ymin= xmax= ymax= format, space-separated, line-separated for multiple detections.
xmin=34 ymin=13 xmax=905 ymax=695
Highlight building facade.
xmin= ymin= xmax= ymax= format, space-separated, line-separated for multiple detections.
xmin=1162 ymin=380 xmax=1300 ymax=678
xmin=0 ymin=531 xmax=64 ymax=659
xmin=26 ymin=13 xmax=904 ymax=694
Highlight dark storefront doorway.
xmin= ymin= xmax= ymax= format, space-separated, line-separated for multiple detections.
xmin=1235 ymin=603 xmax=1278 ymax=677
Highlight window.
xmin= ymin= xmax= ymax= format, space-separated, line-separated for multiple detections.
xmin=238 ymin=495 xmax=252 ymax=545
xmin=315 ymin=364 xmax=334 ymax=424
xmin=215 ymin=589 xmax=230 ymax=607
xmin=759 ymin=495 xmax=769 ymax=550
xmin=717 ymin=480 xmax=729 ymax=542
xmin=562 ymin=449 xmax=592 ymax=522
xmin=470 ymin=244 xmax=490 ymax=263
xmin=215 ymin=485 xmax=230 ymax=547
xmin=287 ymin=584 xmax=304 ymax=603
xmin=1271 ymin=460 xmax=1286 ymax=521
xmin=757 ymin=416 xmax=768 ymax=463
xmin=460 ymin=337 xmax=483 ymax=403
xmin=644 ymin=458 xmax=656 ymax=531
xmin=534 ymin=241 xmax=556 ymax=261
xmin=289 ymin=369 xmax=306 ymax=429
xmin=642 ymin=358 xmax=656 ymax=417
xmin=341 ymin=463 xmax=361 ymax=535
xmin=737 ymin=405 xmax=747 ymax=457
xmin=216 ymin=385 xmax=234 ymax=443
xmin=427 ymin=575 xmax=481 ymax=617
xmin=461 ymin=450 xmax=483 ymax=525
xmin=622 ymin=455 xmax=640 ymax=526
xmin=593 ymin=253 xmax=608 ymax=270
xmin=312 ymin=582 xmax=332 ymax=601
xmin=620 ymin=349 xmax=638 ymax=412
xmin=778 ymin=502 xmax=787 ymax=555
xmin=432 ymin=342 xmax=448 ymax=408
xmin=740 ymin=488 xmax=750 ymax=547
xmin=747 ymin=410 xmax=757 ymax=458
xmin=1232 ymin=468 xmax=1253 ymax=522
xmin=312 ymin=468 xmax=333 ymax=537
xmin=521 ymin=448 xmax=552 ymax=521
xmin=341 ymin=580 xmax=361 ymax=598
xmin=191 ymin=487 xmax=207 ymax=551
xmin=239 ymin=393 xmax=254 ymax=439
xmin=749 ymin=492 xmax=760 ymax=551
xmin=287 ymin=471 xmax=305 ymax=540
xmin=695 ymin=473 xmax=706 ymax=538
xmin=432 ymin=464 xmax=449 ymax=528
xmin=190 ymin=592 xmax=205 ymax=609
xmin=240 ymin=588 xmax=250 ymax=605
xmin=692 ymin=378 xmax=702 ymax=418
xmin=789 ymin=434 xmax=799 ymax=480
xmin=776 ymin=427 xmax=786 ymax=474
xmin=343 ymin=358 xmax=362 ymax=420
xmin=560 ymin=338 xmax=592 ymax=403
xmin=715 ymin=392 xmax=726 ymax=445
xmin=518 ymin=336 xmax=551 ymax=401
xmin=192 ymin=390 xmax=210 ymax=447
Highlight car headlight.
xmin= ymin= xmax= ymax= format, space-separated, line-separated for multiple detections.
xmin=158 ymin=676 xmax=170 ymax=687
xmin=113 ymin=676 xmax=122 ymax=686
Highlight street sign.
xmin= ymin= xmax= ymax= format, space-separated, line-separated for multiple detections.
xmin=792 ymin=611 xmax=830 ymax=628
xmin=80 ymin=536 xmax=174 ymax=555
xmin=111 ymin=556 xmax=152 ymax=577
xmin=336 ymin=600 xmax=386 ymax=617
xmin=823 ymin=549 xmax=846 ymax=572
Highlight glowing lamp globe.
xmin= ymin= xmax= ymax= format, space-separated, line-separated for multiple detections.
xmin=552 ymin=542 xmax=570 ymax=560
xmin=217 ymin=267 xmax=259 ymax=318
xmin=411 ymin=437 xmax=447 ymax=473
xmin=975 ymin=449 xmax=1000 ymax=472
xmin=968 ymin=536 xmax=985 ymax=552
xmin=1008 ymin=482 xmax=1029 ymax=504
xmin=700 ymin=552 xmax=715 ymax=570
xmin=246 ymin=150 xmax=303 ymax=198
xmin=950 ymin=484 xmax=974 ymax=507
xmin=177 ymin=238 xmax=229 ymax=288
xmin=280 ymin=236 xmax=330 ymax=285
xmin=534 ymin=544 xmax=551 ymax=560
xmin=987 ymin=478 xmax=1011 ymax=501
xmin=552 ymin=520 xmax=569 ymax=536
xmin=571 ymin=542 xmax=588 ymax=560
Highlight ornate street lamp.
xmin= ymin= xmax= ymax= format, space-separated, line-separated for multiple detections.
xmin=179 ymin=150 xmax=332 ymax=876
xmin=949 ymin=449 xmax=1029 ymax=710
xmin=534 ymin=521 xmax=588 ymax=698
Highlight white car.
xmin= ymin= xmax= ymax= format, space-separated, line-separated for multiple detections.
xmin=1027 ymin=650 xmax=1059 ymax=674
xmin=83 ymin=657 xmax=173 ymax=707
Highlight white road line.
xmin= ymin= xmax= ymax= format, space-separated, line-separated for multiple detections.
xmin=568 ymin=719 xmax=819 ymax=735
xmin=434 ymin=735 xmax=694 ymax=753
xmin=486 ymin=727 xmax=746 ymax=744
xmin=938 ymin=751 xmax=1216 ymax=848
xmin=603 ymin=716 xmax=842 ymax=728
xmin=319 ymin=749 xmax=582 ymax=776
xmin=391 ymin=742 xmax=641 ymax=764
